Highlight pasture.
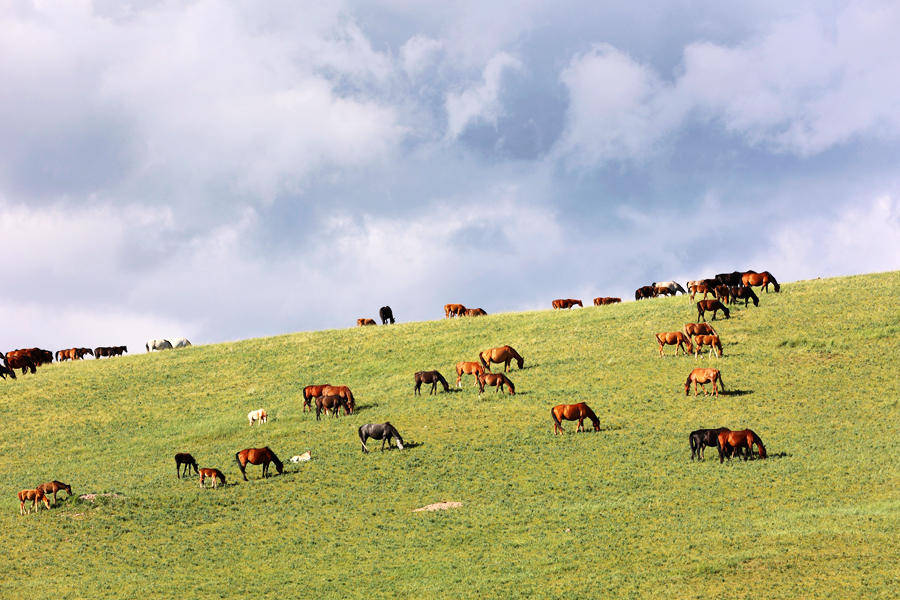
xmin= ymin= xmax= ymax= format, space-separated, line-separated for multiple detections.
xmin=1 ymin=271 xmax=897 ymax=598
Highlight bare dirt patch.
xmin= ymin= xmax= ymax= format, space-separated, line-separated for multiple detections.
xmin=413 ymin=501 xmax=462 ymax=512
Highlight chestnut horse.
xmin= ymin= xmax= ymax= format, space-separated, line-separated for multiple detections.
xmin=456 ymin=361 xmax=487 ymax=387
xmin=199 ymin=468 xmax=226 ymax=488
xmin=689 ymin=283 xmax=712 ymax=301
xmin=683 ymin=323 xmax=717 ymax=340
xmin=656 ymin=332 xmax=693 ymax=356
xmin=551 ymin=403 xmax=600 ymax=434
xmin=320 ymin=385 xmax=356 ymax=413
xmin=742 ymin=271 xmax=779 ymax=292
xmin=18 ymin=489 xmax=50 ymax=514
xmin=303 ymin=384 xmax=331 ymax=412
xmin=479 ymin=345 xmax=524 ymax=372
xmin=464 ymin=308 xmax=487 ymax=316
xmin=729 ymin=286 xmax=759 ymax=307
xmin=414 ymin=370 xmax=450 ymax=395
xmin=4 ymin=353 xmax=36 ymax=374
xmin=94 ymin=346 xmax=127 ymax=358
xmin=684 ymin=368 xmax=724 ymax=397
xmin=477 ymin=373 xmax=515 ymax=394
xmin=552 ymin=299 xmax=582 ymax=309
xmin=697 ymin=300 xmax=730 ymax=321
xmin=593 ymin=297 xmax=621 ymax=305
xmin=714 ymin=285 xmax=731 ymax=304
xmin=36 ymin=481 xmax=72 ymax=504
xmin=690 ymin=428 xmax=729 ymax=460
xmin=235 ymin=447 xmax=284 ymax=481
xmin=654 ymin=286 xmax=675 ymax=297
xmin=357 ymin=318 xmax=376 ymax=326
xmin=717 ymin=429 xmax=767 ymax=463
xmin=693 ymin=334 xmax=723 ymax=358
xmin=175 ymin=453 xmax=199 ymax=478
xmin=316 ymin=395 xmax=350 ymax=420
xmin=444 ymin=303 xmax=466 ymax=318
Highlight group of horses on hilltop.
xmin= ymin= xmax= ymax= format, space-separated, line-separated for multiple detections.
xmin=416 ymin=345 xmax=524 ymax=397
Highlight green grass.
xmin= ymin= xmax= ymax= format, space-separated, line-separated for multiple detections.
xmin=1 ymin=271 xmax=898 ymax=599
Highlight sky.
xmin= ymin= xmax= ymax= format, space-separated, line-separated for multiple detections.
xmin=1 ymin=0 xmax=899 ymax=352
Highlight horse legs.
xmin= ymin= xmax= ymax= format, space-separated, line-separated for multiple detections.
xmin=381 ymin=438 xmax=387 ymax=451
xmin=414 ymin=381 xmax=421 ymax=395
xmin=431 ymin=382 xmax=437 ymax=395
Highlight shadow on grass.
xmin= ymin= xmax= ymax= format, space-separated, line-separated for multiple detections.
xmin=721 ymin=389 xmax=753 ymax=397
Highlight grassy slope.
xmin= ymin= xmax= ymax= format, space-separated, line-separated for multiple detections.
xmin=1 ymin=272 xmax=897 ymax=599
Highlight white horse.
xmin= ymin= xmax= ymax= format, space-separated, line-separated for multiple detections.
xmin=652 ymin=281 xmax=687 ymax=295
xmin=146 ymin=339 xmax=172 ymax=352
xmin=171 ymin=338 xmax=192 ymax=348
xmin=248 ymin=409 xmax=268 ymax=426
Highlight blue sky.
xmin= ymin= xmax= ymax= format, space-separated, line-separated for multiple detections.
xmin=1 ymin=0 xmax=898 ymax=351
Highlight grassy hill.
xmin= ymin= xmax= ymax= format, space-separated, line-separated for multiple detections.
xmin=1 ymin=271 xmax=897 ymax=599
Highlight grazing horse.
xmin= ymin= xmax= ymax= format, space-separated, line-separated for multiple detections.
xmin=172 ymin=338 xmax=192 ymax=348
xmin=456 ymin=361 xmax=487 ymax=387
xmin=146 ymin=339 xmax=172 ymax=352
xmin=551 ymin=403 xmax=600 ymax=434
xmin=717 ymin=429 xmax=767 ymax=463
xmin=235 ymin=447 xmax=284 ymax=480
xmin=689 ymin=428 xmax=729 ymax=461
xmin=4 ymin=353 xmax=36 ymax=375
xmin=379 ymin=306 xmax=395 ymax=324
xmin=593 ymin=297 xmax=621 ymax=305
xmin=697 ymin=300 xmax=730 ymax=321
xmin=683 ymin=322 xmax=717 ymax=340
xmin=652 ymin=281 xmax=688 ymax=296
xmin=175 ymin=453 xmax=199 ymax=478
xmin=654 ymin=286 xmax=675 ymax=297
xmin=656 ymin=332 xmax=693 ymax=356
xmin=742 ymin=271 xmax=779 ymax=292
xmin=689 ymin=283 xmax=713 ymax=301
xmin=0 ymin=364 xmax=16 ymax=380
xmin=479 ymin=345 xmax=524 ymax=372
xmin=444 ymin=303 xmax=466 ymax=318
xmin=715 ymin=271 xmax=745 ymax=287
xmin=684 ymin=368 xmax=725 ymax=397
xmin=248 ymin=409 xmax=268 ymax=426
xmin=303 ymin=384 xmax=331 ymax=412
xmin=414 ymin=370 xmax=450 ymax=395
xmin=199 ymin=468 xmax=226 ymax=488
xmin=95 ymin=346 xmax=127 ymax=358
xmin=464 ymin=308 xmax=487 ymax=316
xmin=320 ymin=385 xmax=355 ymax=413
xmin=477 ymin=373 xmax=515 ymax=394
xmin=634 ymin=285 xmax=656 ymax=300
xmin=729 ymin=286 xmax=759 ymax=307
xmin=552 ymin=299 xmax=583 ymax=309
xmin=316 ymin=395 xmax=350 ymax=420
xmin=36 ymin=481 xmax=72 ymax=504
xmin=357 ymin=318 xmax=376 ymax=326
xmin=18 ymin=489 xmax=50 ymax=515
xmin=693 ymin=335 xmax=723 ymax=358
xmin=714 ymin=285 xmax=731 ymax=304
xmin=358 ymin=422 xmax=404 ymax=453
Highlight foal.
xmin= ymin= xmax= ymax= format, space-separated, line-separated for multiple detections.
xmin=18 ymin=489 xmax=50 ymax=514
xmin=199 ymin=468 xmax=226 ymax=488
xmin=175 ymin=453 xmax=199 ymax=478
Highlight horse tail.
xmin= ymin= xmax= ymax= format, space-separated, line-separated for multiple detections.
xmin=145 ymin=342 xmax=150 ymax=352
xmin=689 ymin=432 xmax=698 ymax=455
xmin=717 ymin=371 xmax=725 ymax=392
xmin=551 ymin=406 xmax=561 ymax=429
xmin=358 ymin=426 xmax=369 ymax=453
xmin=234 ymin=452 xmax=244 ymax=475
xmin=479 ymin=350 xmax=488 ymax=368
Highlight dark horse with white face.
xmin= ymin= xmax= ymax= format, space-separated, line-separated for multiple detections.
xmin=414 ymin=371 xmax=450 ymax=395
xmin=358 ymin=422 xmax=404 ymax=453
xmin=379 ymin=306 xmax=395 ymax=324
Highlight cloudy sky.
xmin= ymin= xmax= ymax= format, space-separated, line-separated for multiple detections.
xmin=2 ymin=0 xmax=898 ymax=351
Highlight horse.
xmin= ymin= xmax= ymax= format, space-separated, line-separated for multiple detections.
xmin=172 ymin=338 xmax=192 ymax=348
xmin=693 ymin=335 xmax=723 ymax=358
xmin=0 ymin=364 xmax=16 ymax=379
xmin=414 ymin=371 xmax=450 ymax=395
xmin=684 ymin=368 xmax=725 ymax=397
xmin=36 ymin=481 xmax=72 ymax=504
xmin=320 ymin=385 xmax=355 ymax=413
xmin=464 ymin=308 xmax=487 ymax=316
xmin=235 ymin=447 xmax=284 ymax=480
xmin=444 ymin=303 xmax=466 ymax=318
xmin=10 ymin=348 xmax=53 ymax=366
xmin=729 ymin=286 xmax=759 ymax=307
xmin=175 ymin=453 xmax=199 ymax=478
xmin=656 ymin=332 xmax=693 ymax=356
xmin=634 ymin=285 xmax=656 ymax=300
xmin=248 ymin=409 xmax=268 ymax=426
xmin=379 ymin=306 xmax=395 ymax=324
xmin=303 ymin=384 xmax=331 ymax=412
xmin=456 ymin=361 xmax=487 ymax=387
xmin=593 ymin=297 xmax=621 ymax=305
xmin=315 ymin=395 xmax=350 ymax=420
xmin=94 ymin=347 xmax=110 ymax=358
xmin=357 ymin=318 xmax=376 ymax=326
xmin=652 ymin=281 xmax=688 ymax=296
xmin=479 ymin=345 xmax=524 ymax=372
xmin=689 ymin=428 xmax=729 ymax=460
xmin=717 ymin=429 xmax=767 ymax=463
xmin=689 ymin=283 xmax=713 ymax=301
xmin=697 ymin=300 xmax=730 ymax=321
xmin=683 ymin=322 xmax=717 ymax=340
xmin=715 ymin=271 xmax=745 ymax=287
xmin=714 ymin=285 xmax=731 ymax=304
xmin=551 ymin=403 xmax=600 ymax=434
xmin=477 ymin=373 xmax=515 ymax=394
xmin=654 ymin=286 xmax=675 ymax=297
xmin=146 ymin=339 xmax=172 ymax=352
xmin=199 ymin=468 xmax=226 ymax=488
xmin=18 ymin=489 xmax=50 ymax=515
xmin=4 ymin=353 xmax=36 ymax=374
xmin=552 ymin=299 xmax=583 ymax=309
xmin=742 ymin=271 xmax=779 ymax=292
xmin=358 ymin=422 xmax=404 ymax=453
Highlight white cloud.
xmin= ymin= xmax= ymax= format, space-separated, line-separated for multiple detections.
xmin=400 ymin=35 xmax=443 ymax=78
xmin=445 ymin=52 xmax=522 ymax=139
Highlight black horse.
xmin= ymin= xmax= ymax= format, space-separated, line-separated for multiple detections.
xmin=715 ymin=271 xmax=746 ymax=287
xmin=729 ymin=286 xmax=759 ymax=307
xmin=634 ymin=285 xmax=656 ymax=300
xmin=0 ymin=364 xmax=16 ymax=380
xmin=359 ymin=422 xmax=405 ymax=453
xmin=379 ymin=306 xmax=395 ymax=325
xmin=689 ymin=428 xmax=729 ymax=461
xmin=414 ymin=370 xmax=450 ymax=395
xmin=174 ymin=452 xmax=199 ymax=478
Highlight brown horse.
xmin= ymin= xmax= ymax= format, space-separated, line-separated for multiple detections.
xmin=697 ymin=300 xmax=730 ymax=321
xmin=303 ymin=384 xmax=331 ymax=412
xmin=693 ymin=334 xmax=723 ymax=358
xmin=742 ymin=271 xmax=779 ymax=292
xmin=36 ymin=481 xmax=72 ymax=504
xmin=684 ymin=368 xmax=724 ymax=397
xmin=593 ymin=297 xmax=621 ymax=305
xmin=656 ymin=332 xmax=693 ymax=356
xmin=199 ymin=468 xmax=226 ymax=488
xmin=4 ymin=353 xmax=36 ymax=374
xmin=175 ymin=453 xmax=199 ymax=478
xmin=12 ymin=348 xmax=53 ymax=365
xmin=683 ymin=322 xmax=717 ymax=340
xmin=316 ymin=395 xmax=350 ymax=419
xmin=477 ymin=373 xmax=515 ymax=394
xmin=552 ymin=299 xmax=583 ymax=309
xmin=18 ymin=489 xmax=50 ymax=514
xmin=456 ymin=361 xmax=487 ymax=387
xmin=320 ymin=385 xmax=355 ymax=413
xmin=444 ymin=303 xmax=466 ymax=318
xmin=357 ymin=318 xmax=376 ymax=326
xmin=463 ymin=308 xmax=487 ymax=316
xmin=717 ymin=429 xmax=767 ymax=463
xmin=729 ymin=286 xmax=759 ymax=306
xmin=714 ymin=285 xmax=731 ymax=304
xmin=551 ymin=403 xmax=600 ymax=434
xmin=654 ymin=286 xmax=674 ymax=297
xmin=635 ymin=285 xmax=656 ymax=300
xmin=689 ymin=283 xmax=712 ymax=301
xmin=479 ymin=345 xmax=524 ymax=372
xmin=414 ymin=370 xmax=450 ymax=395
xmin=235 ymin=447 xmax=284 ymax=481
